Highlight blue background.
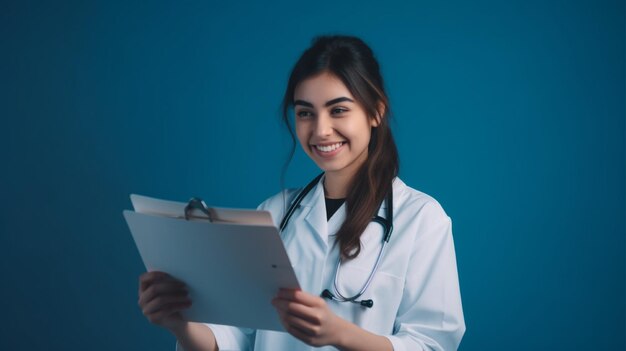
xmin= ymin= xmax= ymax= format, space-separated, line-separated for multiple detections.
xmin=1 ymin=0 xmax=624 ymax=349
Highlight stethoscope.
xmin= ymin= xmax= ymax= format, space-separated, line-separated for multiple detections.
xmin=279 ymin=172 xmax=393 ymax=309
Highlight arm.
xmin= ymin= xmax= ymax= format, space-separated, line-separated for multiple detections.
xmin=335 ymin=318 xmax=393 ymax=351
xmin=386 ymin=201 xmax=466 ymax=351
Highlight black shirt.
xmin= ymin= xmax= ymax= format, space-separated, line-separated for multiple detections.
xmin=325 ymin=197 xmax=346 ymax=220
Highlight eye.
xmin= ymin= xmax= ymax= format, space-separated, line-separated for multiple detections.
xmin=297 ymin=110 xmax=314 ymax=119
xmin=331 ymin=107 xmax=348 ymax=115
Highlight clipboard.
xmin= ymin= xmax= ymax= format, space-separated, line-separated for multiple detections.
xmin=123 ymin=194 xmax=299 ymax=332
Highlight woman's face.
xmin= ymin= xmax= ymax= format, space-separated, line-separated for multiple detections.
xmin=294 ymin=72 xmax=379 ymax=181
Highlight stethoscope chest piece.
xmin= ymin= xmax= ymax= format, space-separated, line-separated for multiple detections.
xmin=321 ymin=289 xmax=374 ymax=308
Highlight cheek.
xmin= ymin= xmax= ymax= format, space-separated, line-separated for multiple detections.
xmin=339 ymin=123 xmax=370 ymax=145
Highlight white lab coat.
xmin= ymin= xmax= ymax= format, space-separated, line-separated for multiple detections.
xmin=177 ymin=176 xmax=465 ymax=351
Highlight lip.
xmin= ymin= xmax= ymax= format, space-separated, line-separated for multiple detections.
xmin=311 ymin=142 xmax=346 ymax=158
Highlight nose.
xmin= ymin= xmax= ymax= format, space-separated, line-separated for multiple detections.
xmin=314 ymin=113 xmax=333 ymax=138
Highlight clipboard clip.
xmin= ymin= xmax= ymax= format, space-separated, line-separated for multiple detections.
xmin=184 ymin=197 xmax=213 ymax=222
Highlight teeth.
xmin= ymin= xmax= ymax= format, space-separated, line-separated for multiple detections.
xmin=315 ymin=142 xmax=344 ymax=152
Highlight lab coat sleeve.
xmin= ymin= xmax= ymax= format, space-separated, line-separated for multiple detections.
xmin=256 ymin=188 xmax=296 ymax=226
xmin=174 ymin=324 xmax=255 ymax=351
xmin=385 ymin=200 xmax=466 ymax=351
xmin=173 ymin=324 xmax=254 ymax=350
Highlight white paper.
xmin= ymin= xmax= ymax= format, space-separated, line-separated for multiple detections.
xmin=124 ymin=195 xmax=299 ymax=331
xmin=130 ymin=194 xmax=275 ymax=226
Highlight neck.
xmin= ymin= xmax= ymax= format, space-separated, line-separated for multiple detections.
xmin=323 ymin=172 xmax=351 ymax=199
xmin=323 ymin=148 xmax=369 ymax=199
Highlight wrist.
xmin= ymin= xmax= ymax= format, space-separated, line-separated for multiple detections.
xmin=168 ymin=320 xmax=190 ymax=339
xmin=333 ymin=317 xmax=354 ymax=349
xmin=333 ymin=320 xmax=393 ymax=351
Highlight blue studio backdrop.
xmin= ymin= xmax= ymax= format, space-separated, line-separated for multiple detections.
xmin=1 ymin=0 xmax=624 ymax=350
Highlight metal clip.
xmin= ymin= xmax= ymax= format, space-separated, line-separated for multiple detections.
xmin=184 ymin=197 xmax=213 ymax=222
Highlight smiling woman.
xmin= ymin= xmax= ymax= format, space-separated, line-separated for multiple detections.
xmin=137 ymin=35 xmax=466 ymax=351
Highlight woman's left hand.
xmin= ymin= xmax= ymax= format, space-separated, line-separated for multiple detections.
xmin=272 ymin=288 xmax=344 ymax=347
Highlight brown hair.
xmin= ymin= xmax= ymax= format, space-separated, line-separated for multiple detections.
xmin=281 ymin=35 xmax=400 ymax=260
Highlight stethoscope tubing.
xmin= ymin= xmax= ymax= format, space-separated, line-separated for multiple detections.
xmin=332 ymin=241 xmax=388 ymax=302
xmin=279 ymin=172 xmax=393 ymax=308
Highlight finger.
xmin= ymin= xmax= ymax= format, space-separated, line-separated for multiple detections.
xmin=283 ymin=313 xmax=319 ymax=336
xmin=140 ymin=284 xmax=186 ymax=306
xmin=145 ymin=301 xmax=190 ymax=323
xmin=146 ymin=306 xmax=183 ymax=325
xmin=139 ymin=284 xmax=188 ymax=308
xmin=272 ymin=298 xmax=320 ymax=325
xmin=276 ymin=288 xmax=299 ymax=300
xmin=284 ymin=322 xmax=317 ymax=346
xmin=139 ymin=271 xmax=180 ymax=293
xmin=139 ymin=284 xmax=188 ymax=310
xmin=277 ymin=289 xmax=324 ymax=307
xmin=139 ymin=271 xmax=170 ymax=285
xmin=143 ymin=294 xmax=192 ymax=315
xmin=139 ymin=271 xmax=167 ymax=294
xmin=274 ymin=309 xmax=313 ymax=339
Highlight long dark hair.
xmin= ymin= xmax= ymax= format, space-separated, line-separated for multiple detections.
xmin=281 ymin=35 xmax=400 ymax=260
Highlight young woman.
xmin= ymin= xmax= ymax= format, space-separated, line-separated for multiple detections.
xmin=138 ymin=35 xmax=466 ymax=351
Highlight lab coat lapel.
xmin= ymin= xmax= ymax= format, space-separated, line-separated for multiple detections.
xmin=327 ymin=203 xmax=346 ymax=237
xmin=302 ymin=177 xmax=329 ymax=248
xmin=328 ymin=178 xmax=397 ymax=246
xmin=298 ymin=176 xmax=399 ymax=248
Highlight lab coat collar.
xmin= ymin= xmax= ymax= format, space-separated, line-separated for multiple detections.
xmin=380 ymin=177 xmax=404 ymax=210
xmin=300 ymin=175 xmax=329 ymax=247
xmin=298 ymin=174 xmax=324 ymax=208
xmin=298 ymin=175 xmax=405 ymax=245
xmin=298 ymin=175 xmax=404 ymax=208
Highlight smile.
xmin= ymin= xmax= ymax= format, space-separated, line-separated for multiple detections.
xmin=311 ymin=142 xmax=346 ymax=158
xmin=315 ymin=142 xmax=345 ymax=152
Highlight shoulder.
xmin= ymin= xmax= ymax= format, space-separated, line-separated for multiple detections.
xmin=256 ymin=187 xmax=300 ymax=211
xmin=393 ymin=177 xmax=451 ymax=223
xmin=390 ymin=178 xmax=455 ymax=254
xmin=256 ymin=187 xmax=301 ymax=227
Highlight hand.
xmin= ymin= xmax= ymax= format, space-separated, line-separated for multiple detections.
xmin=272 ymin=288 xmax=345 ymax=347
xmin=138 ymin=271 xmax=192 ymax=333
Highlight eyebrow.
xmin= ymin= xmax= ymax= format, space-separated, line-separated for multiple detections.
xmin=294 ymin=97 xmax=354 ymax=108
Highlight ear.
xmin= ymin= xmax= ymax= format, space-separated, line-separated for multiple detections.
xmin=371 ymin=102 xmax=385 ymax=127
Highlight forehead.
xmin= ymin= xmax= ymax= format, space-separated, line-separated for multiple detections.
xmin=293 ymin=72 xmax=354 ymax=105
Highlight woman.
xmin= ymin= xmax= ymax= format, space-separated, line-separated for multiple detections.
xmin=138 ymin=35 xmax=466 ymax=350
